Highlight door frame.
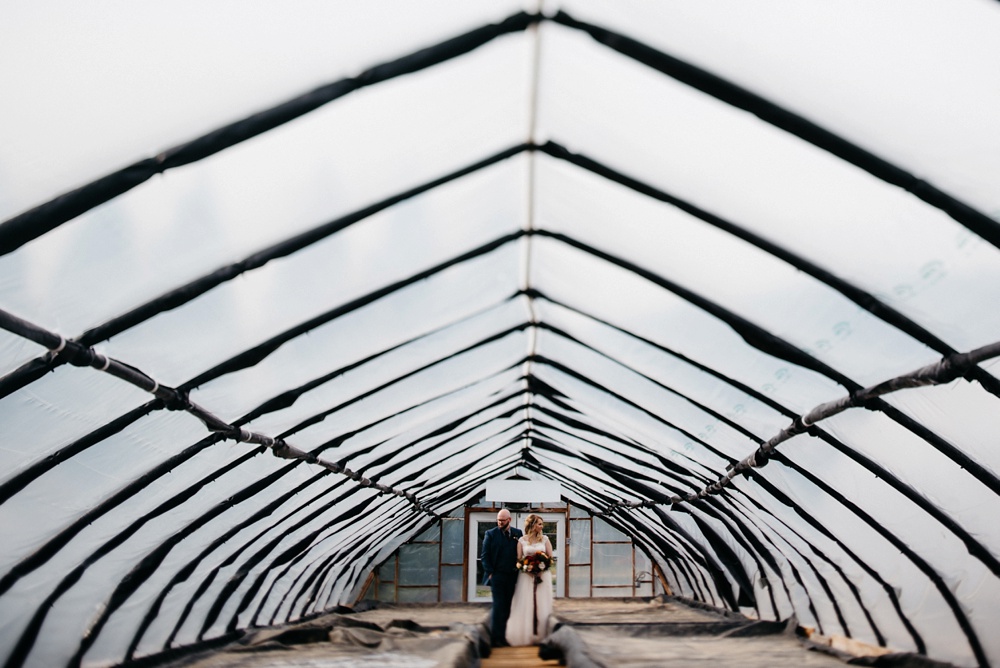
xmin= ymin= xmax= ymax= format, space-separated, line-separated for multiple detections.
xmin=467 ymin=510 xmax=566 ymax=602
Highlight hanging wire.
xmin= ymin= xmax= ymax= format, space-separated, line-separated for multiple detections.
xmin=0 ymin=308 xmax=439 ymax=519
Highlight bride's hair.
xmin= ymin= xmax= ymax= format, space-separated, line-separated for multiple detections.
xmin=523 ymin=514 xmax=544 ymax=540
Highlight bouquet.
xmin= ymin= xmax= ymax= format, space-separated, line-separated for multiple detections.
xmin=517 ymin=552 xmax=553 ymax=576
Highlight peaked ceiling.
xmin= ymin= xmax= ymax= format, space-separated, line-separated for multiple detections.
xmin=2 ymin=2 xmax=1000 ymax=667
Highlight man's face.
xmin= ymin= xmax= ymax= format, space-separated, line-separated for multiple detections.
xmin=496 ymin=511 xmax=511 ymax=530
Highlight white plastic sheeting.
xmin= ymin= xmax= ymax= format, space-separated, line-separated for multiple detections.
xmin=1 ymin=2 xmax=1000 ymax=667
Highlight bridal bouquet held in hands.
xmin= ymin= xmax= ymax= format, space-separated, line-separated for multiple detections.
xmin=517 ymin=552 xmax=553 ymax=582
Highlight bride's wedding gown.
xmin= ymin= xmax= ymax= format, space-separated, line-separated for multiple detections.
xmin=505 ymin=537 xmax=553 ymax=646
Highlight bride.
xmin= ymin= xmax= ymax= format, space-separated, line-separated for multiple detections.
xmin=506 ymin=514 xmax=554 ymax=646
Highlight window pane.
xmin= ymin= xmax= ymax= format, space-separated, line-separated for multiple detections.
xmin=636 ymin=581 xmax=653 ymax=597
xmin=441 ymin=565 xmax=464 ymax=602
xmin=398 ymin=544 xmax=439 ymax=586
xmin=398 ymin=587 xmax=438 ymax=603
xmin=442 ymin=518 xmax=465 ymax=563
xmin=569 ymin=520 xmax=590 ymax=564
xmin=542 ymin=520 xmax=558 ymax=550
xmin=593 ymin=543 xmax=632 ymax=586
xmin=594 ymin=586 xmax=633 ymax=598
xmin=592 ymin=517 xmax=627 ymax=542
xmin=569 ymin=505 xmax=589 ymax=518
xmin=569 ymin=565 xmax=590 ymax=597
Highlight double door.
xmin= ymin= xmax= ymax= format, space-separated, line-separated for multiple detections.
xmin=467 ymin=511 xmax=565 ymax=602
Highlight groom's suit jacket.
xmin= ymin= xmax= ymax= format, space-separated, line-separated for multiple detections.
xmin=481 ymin=525 xmax=523 ymax=585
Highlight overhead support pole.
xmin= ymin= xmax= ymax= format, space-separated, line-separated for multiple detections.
xmin=0 ymin=308 xmax=438 ymax=518
xmin=609 ymin=340 xmax=1000 ymax=509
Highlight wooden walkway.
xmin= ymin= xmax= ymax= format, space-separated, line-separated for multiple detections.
xmin=481 ymin=645 xmax=561 ymax=667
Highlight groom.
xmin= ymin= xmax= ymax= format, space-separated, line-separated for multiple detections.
xmin=481 ymin=508 xmax=522 ymax=647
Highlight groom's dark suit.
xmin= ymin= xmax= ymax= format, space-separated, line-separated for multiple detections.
xmin=482 ymin=523 xmax=522 ymax=646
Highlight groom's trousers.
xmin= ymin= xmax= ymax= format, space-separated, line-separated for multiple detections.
xmin=489 ymin=570 xmax=517 ymax=646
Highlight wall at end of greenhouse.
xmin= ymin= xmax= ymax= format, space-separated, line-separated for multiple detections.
xmin=356 ymin=501 xmax=665 ymax=605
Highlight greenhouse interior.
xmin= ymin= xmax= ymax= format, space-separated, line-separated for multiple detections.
xmin=2 ymin=2 xmax=1000 ymax=667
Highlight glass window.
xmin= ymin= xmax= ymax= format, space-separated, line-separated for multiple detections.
xmin=593 ymin=586 xmax=633 ymax=598
xmin=398 ymin=544 xmax=439 ymax=586
xmin=593 ymin=543 xmax=633 ymax=586
xmin=569 ymin=519 xmax=591 ymax=564
xmin=442 ymin=518 xmax=465 ymax=564
xmin=441 ymin=565 xmax=464 ymax=602
xmin=592 ymin=517 xmax=627 ymax=542
xmin=398 ymin=587 xmax=438 ymax=603
xmin=569 ymin=504 xmax=590 ymax=518
xmin=569 ymin=565 xmax=591 ymax=598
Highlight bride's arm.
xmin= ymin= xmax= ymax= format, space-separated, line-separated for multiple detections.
xmin=517 ymin=538 xmax=524 ymax=560
xmin=544 ymin=535 xmax=553 ymax=557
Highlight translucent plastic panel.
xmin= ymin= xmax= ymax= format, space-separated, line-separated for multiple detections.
xmin=882 ymin=380 xmax=1000 ymax=475
xmin=535 ymin=23 xmax=1000 ymax=352
xmin=0 ymin=0 xmax=532 ymax=221
xmin=0 ymin=410 xmax=208 ymax=572
xmin=817 ymin=409 xmax=1000 ymax=559
xmin=592 ymin=543 xmax=632 ymax=586
xmin=84 ymin=465 xmax=337 ymax=664
xmin=538 ymin=299 xmax=790 ymax=440
xmin=0 ymin=328 xmax=47 ymax=378
xmin=569 ymin=520 xmax=591 ymax=564
xmin=738 ymin=458 xmax=995 ymax=666
xmin=230 ymin=284 xmax=528 ymax=439
xmin=593 ymin=518 xmax=627 ymax=542
xmin=568 ymin=565 xmax=590 ymax=597
xmin=30 ymin=163 xmax=524 ymax=388
xmin=442 ymin=519 xmax=464 ymax=564
xmin=555 ymin=0 xmax=1000 ymax=216
xmin=0 ymin=42 xmax=531 ymax=341
xmin=533 ymin=360 xmax=734 ymax=476
xmin=722 ymin=485 xmax=917 ymax=648
xmin=397 ymin=544 xmax=439 ymax=586
xmin=400 ymin=423 xmax=527 ymax=491
xmin=4 ymin=444 xmax=301 ymax=668
xmin=131 ymin=476 xmax=354 ymax=657
xmin=530 ymin=236 xmax=844 ymax=414
xmin=284 ymin=329 xmax=529 ymax=452
xmin=0 ymin=365 xmax=153 ymax=481
xmin=197 ymin=262 xmax=527 ymax=424
xmin=536 ymin=329 xmax=763 ymax=462
xmin=534 ymin=156 xmax=939 ymax=384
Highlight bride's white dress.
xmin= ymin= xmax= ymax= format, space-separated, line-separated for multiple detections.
xmin=505 ymin=537 xmax=553 ymax=646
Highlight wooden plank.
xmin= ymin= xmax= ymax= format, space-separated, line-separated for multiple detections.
xmin=481 ymin=645 xmax=562 ymax=667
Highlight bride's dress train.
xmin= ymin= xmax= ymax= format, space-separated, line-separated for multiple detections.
xmin=505 ymin=538 xmax=553 ymax=646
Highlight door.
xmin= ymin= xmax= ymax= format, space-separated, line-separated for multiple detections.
xmin=468 ymin=511 xmax=566 ymax=602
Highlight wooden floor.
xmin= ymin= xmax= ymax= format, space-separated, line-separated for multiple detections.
xmin=481 ymin=645 xmax=561 ymax=667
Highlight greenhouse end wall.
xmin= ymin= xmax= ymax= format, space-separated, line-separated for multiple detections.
xmin=358 ymin=502 xmax=663 ymax=604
